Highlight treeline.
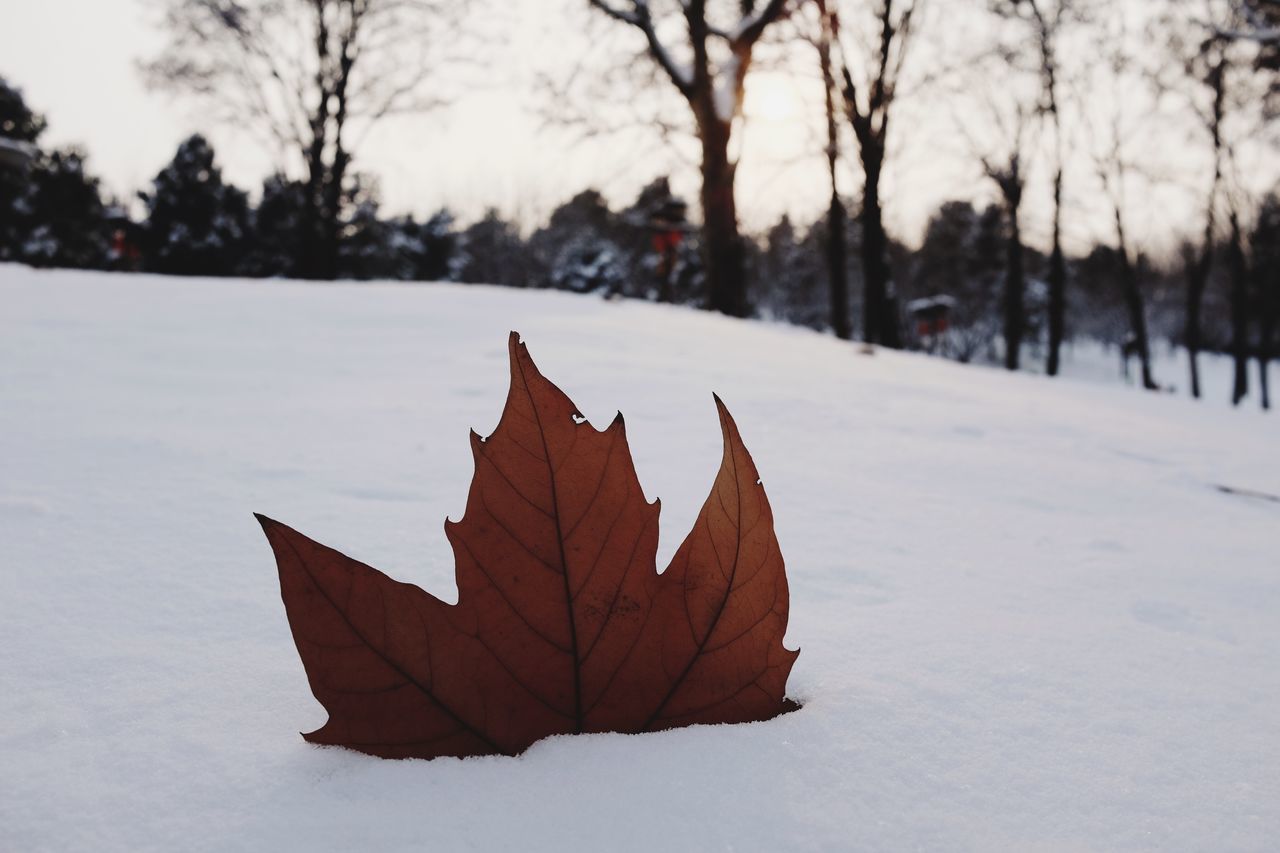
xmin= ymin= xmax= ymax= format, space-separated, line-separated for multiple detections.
xmin=1 ymin=74 xmax=1276 ymax=407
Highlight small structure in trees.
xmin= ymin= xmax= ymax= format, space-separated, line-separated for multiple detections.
xmin=647 ymin=194 xmax=693 ymax=303
xmin=907 ymin=295 xmax=955 ymax=353
xmin=105 ymin=205 xmax=143 ymax=272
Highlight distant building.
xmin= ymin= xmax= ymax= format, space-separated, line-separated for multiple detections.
xmin=104 ymin=204 xmax=143 ymax=271
xmin=907 ymin=295 xmax=956 ymax=354
xmin=907 ymin=295 xmax=956 ymax=335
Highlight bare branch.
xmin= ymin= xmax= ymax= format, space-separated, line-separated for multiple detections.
xmin=733 ymin=0 xmax=791 ymax=49
xmin=587 ymin=0 xmax=695 ymax=96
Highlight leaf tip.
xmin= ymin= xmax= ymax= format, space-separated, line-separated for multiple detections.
xmin=506 ymin=331 xmax=523 ymax=373
xmin=710 ymin=393 xmax=738 ymax=435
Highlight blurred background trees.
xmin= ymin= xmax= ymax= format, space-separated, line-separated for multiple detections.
xmin=0 ymin=0 xmax=1277 ymax=408
xmin=141 ymin=134 xmax=249 ymax=276
xmin=586 ymin=0 xmax=790 ymax=318
xmin=0 ymin=78 xmax=111 ymax=270
xmin=143 ymin=0 xmax=454 ymax=280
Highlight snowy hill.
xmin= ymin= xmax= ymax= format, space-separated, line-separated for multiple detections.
xmin=2 ymin=265 xmax=1277 ymax=852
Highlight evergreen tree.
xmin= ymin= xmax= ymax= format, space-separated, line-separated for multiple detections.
xmin=1251 ymin=195 xmax=1280 ymax=409
xmin=531 ymin=190 xmax=627 ymax=295
xmin=0 ymin=77 xmax=45 ymax=143
xmin=19 ymin=148 xmax=111 ymax=269
xmin=0 ymin=77 xmax=45 ymax=261
xmin=335 ymin=176 xmax=391 ymax=280
xmin=539 ymin=190 xmax=616 ymax=241
xmin=241 ymin=173 xmax=306 ymax=278
xmin=142 ymin=134 xmax=248 ymax=276
xmin=614 ymin=177 xmax=702 ymax=303
xmin=377 ymin=209 xmax=462 ymax=282
xmin=1072 ymin=245 xmax=1132 ymax=344
xmin=547 ymin=236 xmax=627 ymax=295
xmin=414 ymin=209 xmax=462 ymax=282
xmin=1 ymin=80 xmax=110 ymax=269
xmin=755 ymin=216 xmax=826 ymax=330
xmin=455 ymin=209 xmax=540 ymax=286
xmin=913 ymin=201 xmax=1006 ymax=362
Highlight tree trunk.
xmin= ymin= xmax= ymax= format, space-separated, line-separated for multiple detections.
xmin=1261 ymin=267 xmax=1276 ymax=411
xmin=1115 ymin=211 xmax=1157 ymax=390
xmin=817 ymin=14 xmax=851 ymax=340
xmin=1003 ymin=189 xmax=1025 ymax=371
xmin=698 ymin=117 xmax=747 ymax=318
xmin=1229 ymin=213 xmax=1250 ymax=406
xmin=1260 ymin=344 xmax=1272 ymax=411
xmin=299 ymin=8 xmax=334 ymax=280
xmin=318 ymin=133 xmax=350 ymax=282
xmin=1189 ymin=54 xmax=1225 ymax=401
xmin=860 ymin=149 xmax=893 ymax=346
xmin=1119 ymin=265 xmax=1156 ymax=391
xmin=318 ymin=148 xmax=347 ymax=281
xmin=1040 ymin=16 xmax=1066 ymax=378
xmin=300 ymin=123 xmax=331 ymax=280
xmin=826 ymin=194 xmax=850 ymax=340
xmin=1186 ymin=256 xmax=1205 ymax=399
xmin=319 ymin=21 xmax=360 ymax=282
xmin=1185 ymin=216 xmax=1217 ymax=401
xmin=1046 ymin=166 xmax=1066 ymax=376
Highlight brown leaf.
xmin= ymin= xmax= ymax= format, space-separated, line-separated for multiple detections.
xmin=257 ymin=333 xmax=798 ymax=759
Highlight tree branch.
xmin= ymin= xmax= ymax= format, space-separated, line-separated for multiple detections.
xmin=733 ymin=0 xmax=790 ymax=48
xmin=587 ymin=0 xmax=695 ymax=96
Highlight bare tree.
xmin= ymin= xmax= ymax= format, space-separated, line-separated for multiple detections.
xmin=1084 ymin=11 xmax=1158 ymax=390
xmin=975 ymin=112 xmax=1037 ymax=372
xmin=1096 ymin=143 xmax=1158 ymax=391
xmin=1184 ymin=43 xmax=1226 ymax=401
xmin=145 ymin=0 xmax=452 ymax=280
xmin=587 ymin=0 xmax=792 ymax=317
xmin=833 ymin=0 xmax=922 ymax=347
xmin=984 ymin=136 xmax=1030 ymax=372
xmin=1166 ymin=5 xmax=1239 ymax=399
xmin=1253 ymin=195 xmax=1280 ymax=410
xmin=954 ymin=62 xmax=1036 ymax=372
xmin=1227 ymin=205 xmax=1251 ymax=404
xmin=990 ymin=0 xmax=1081 ymax=377
xmin=814 ymin=0 xmax=851 ymax=339
xmin=1214 ymin=0 xmax=1280 ymax=46
xmin=1241 ymin=0 xmax=1280 ymax=111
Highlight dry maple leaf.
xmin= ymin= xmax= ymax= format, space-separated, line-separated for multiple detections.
xmin=257 ymin=333 xmax=798 ymax=759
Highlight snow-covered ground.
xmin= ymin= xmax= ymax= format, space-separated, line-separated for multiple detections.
xmin=2 ymin=265 xmax=1277 ymax=852
xmin=1055 ymin=338 xmax=1274 ymax=408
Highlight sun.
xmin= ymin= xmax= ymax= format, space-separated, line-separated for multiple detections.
xmin=744 ymin=73 xmax=802 ymax=123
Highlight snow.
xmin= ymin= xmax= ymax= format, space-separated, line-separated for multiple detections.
xmin=2 ymin=264 xmax=1278 ymax=852
xmin=1054 ymin=338 xmax=1273 ymax=404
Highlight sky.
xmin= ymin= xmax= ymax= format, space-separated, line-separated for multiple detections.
xmin=0 ymin=0 xmax=1273 ymax=253
xmin=0 ymin=1 xmax=844 ymax=229
xmin=0 ymin=2 xmax=636 ymax=223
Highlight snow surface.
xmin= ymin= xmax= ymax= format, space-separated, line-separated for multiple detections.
xmin=2 ymin=265 xmax=1278 ymax=852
